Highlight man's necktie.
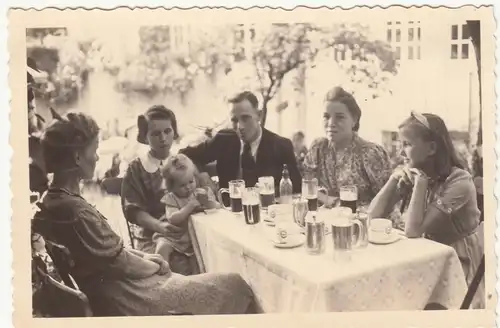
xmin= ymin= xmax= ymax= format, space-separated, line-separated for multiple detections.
xmin=241 ymin=142 xmax=257 ymax=186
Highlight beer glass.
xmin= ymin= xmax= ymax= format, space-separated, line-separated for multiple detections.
xmin=331 ymin=215 xmax=363 ymax=261
xmin=292 ymin=197 xmax=309 ymax=229
xmin=301 ymin=178 xmax=328 ymax=211
xmin=353 ymin=210 xmax=370 ymax=248
xmin=257 ymin=176 xmax=275 ymax=211
xmin=218 ymin=180 xmax=245 ymax=213
xmin=242 ymin=187 xmax=261 ymax=225
xmin=339 ymin=185 xmax=358 ymax=213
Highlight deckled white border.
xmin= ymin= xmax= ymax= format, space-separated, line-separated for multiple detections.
xmin=1 ymin=1 xmax=498 ymax=328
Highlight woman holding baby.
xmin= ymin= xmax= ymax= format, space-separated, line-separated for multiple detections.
xmin=120 ymin=105 xmax=216 ymax=276
xmin=33 ymin=110 xmax=256 ymax=316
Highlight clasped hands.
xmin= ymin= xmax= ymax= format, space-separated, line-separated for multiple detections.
xmin=391 ymin=165 xmax=428 ymax=191
xmin=143 ymin=253 xmax=171 ymax=277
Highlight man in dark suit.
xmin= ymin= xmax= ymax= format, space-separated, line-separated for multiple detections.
xmin=180 ymin=91 xmax=301 ymax=204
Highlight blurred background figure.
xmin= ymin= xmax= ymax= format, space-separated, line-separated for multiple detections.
xmin=292 ymin=131 xmax=308 ymax=176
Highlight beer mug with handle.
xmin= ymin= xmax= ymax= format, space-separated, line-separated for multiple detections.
xmin=330 ymin=212 xmax=363 ymax=261
xmin=218 ymin=180 xmax=245 ymax=214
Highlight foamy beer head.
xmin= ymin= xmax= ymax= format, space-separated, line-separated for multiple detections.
xmin=229 ymin=179 xmax=245 ymax=198
xmin=339 ymin=186 xmax=358 ymax=201
xmin=258 ymin=176 xmax=275 ymax=193
xmin=242 ymin=187 xmax=260 ymax=205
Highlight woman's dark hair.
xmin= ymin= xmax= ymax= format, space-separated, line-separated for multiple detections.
xmin=41 ymin=112 xmax=100 ymax=174
xmin=399 ymin=113 xmax=463 ymax=181
xmin=137 ymin=105 xmax=179 ymax=145
xmin=324 ymin=86 xmax=362 ymax=131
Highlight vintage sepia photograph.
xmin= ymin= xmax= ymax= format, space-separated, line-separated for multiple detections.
xmin=8 ymin=4 xmax=497 ymax=328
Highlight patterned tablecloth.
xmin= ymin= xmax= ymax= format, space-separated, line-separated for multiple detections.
xmin=190 ymin=209 xmax=468 ymax=313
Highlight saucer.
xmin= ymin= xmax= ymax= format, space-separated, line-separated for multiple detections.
xmin=368 ymin=231 xmax=402 ymax=245
xmin=273 ymin=234 xmax=305 ymax=249
xmin=264 ymin=218 xmax=276 ymax=227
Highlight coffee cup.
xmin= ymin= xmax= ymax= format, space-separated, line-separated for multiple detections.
xmin=268 ymin=204 xmax=293 ymax=222
xmin=269 ymin=204 xmax=299 ymax=244
xmin=369 ymin=218 xmax=393 ymax=241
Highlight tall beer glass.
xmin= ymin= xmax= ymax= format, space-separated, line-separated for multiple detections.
xmin=257 ymin=176 xmax=275 ymax=211
xmin=339 ymin=185 xmax=358 ymax=213
xmin=301 ymin=178 xmax=327 ymax=211
xmin=242 ymin=187 xmax=261 ymax=225
xmin=218 ymin=180 xmax=245 ymax=213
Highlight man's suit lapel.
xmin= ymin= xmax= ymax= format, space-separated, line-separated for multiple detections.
xmin=255 ymin=128 xmax=272 ymax=173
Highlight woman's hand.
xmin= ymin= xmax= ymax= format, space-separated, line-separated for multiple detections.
xmin=144 ymin=253 xmax=172 ymax=277
xmin=318 ymin=192 xmax=338 ymax=209
xmin=391 ymin=165 xmax=413 ymax=184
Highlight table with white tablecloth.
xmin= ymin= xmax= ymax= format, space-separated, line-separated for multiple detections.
xmin=190 ymin=209 xmax=468 ymax=313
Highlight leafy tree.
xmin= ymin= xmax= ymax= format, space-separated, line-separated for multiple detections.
xmin=115 ymin=26 xmax=232 ymax=102
xmin=220 ymin=23 xmax=398 ymax=127
xmin=27 ymin=29 xmax=92 ymax=107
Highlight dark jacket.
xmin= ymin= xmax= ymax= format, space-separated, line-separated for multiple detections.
xmin=180 ymin=128 xmax=301 ymax=202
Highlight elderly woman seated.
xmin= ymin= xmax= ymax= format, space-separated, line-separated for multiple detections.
xmin=33 ymin=111 xmax=256 ymax=316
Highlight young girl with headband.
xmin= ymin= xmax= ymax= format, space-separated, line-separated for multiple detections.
xmin=369 ymin=111 xmax=484 ymax=309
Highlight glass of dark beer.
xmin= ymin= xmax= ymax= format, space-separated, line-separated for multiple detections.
xmin=339 ymin=185 xmax=358 ymax=213
xmin=217 ymin=179 xmax=245 ymax=213
xmin=257 ymin=176 xmax=275 ymax=211
xmin=301 ymin=178 xmax=327 ymax=211
xmin=242 ymin=187 xmax=261 ymax=225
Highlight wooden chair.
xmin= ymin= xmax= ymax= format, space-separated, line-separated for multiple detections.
xmin=100 ymin=177 xmax=136 ymax=249
xmin=460 ymin=254 xmax=485 ymax=309
xmin=33 ymin=265 xmax=93 ymax=317
xmin=44 ymin=240 xmax=78 ymax=289
xmin=101 ymin=177 xmax=123 ymax=196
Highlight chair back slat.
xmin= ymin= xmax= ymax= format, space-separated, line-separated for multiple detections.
xmin=44 ymin=240 xmax=77 ymax=289
xmin=460 ymin=254 xmax=485 ymax=309
xmin=101 ymin=177 xmax=123 ymax=196
xmin=34 ymin=266 xmax=93 ymax=317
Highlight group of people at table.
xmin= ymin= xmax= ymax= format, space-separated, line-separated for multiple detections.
xmin=29 ymin=70 xmax=484 ymax=315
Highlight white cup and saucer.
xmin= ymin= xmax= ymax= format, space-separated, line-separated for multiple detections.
xmin=268 ymin=204 xmax=305 ymax=248
xmin=368 ymin=218 xmax=402 ymax=245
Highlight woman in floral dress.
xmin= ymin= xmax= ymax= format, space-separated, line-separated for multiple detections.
xmin=33 ymin=111 xmax=256 ymax=316
xmin=303 ymin=86 xmax=392 ymax=208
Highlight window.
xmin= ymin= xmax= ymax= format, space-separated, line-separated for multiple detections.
xmin=451 ymin=44 xmax=458 ymax=59
xmin=461 ymin=44 xmax=469 ymax=59
xmin=462 ymin=24 xmax=470 ymax=39
xmin=450 ymin=23 xmax=471 ymax=59
xmin=334 ymin=44 xmax=346 ymax=61
xmin=451 ymin=25 xmax=458 ymax=40
xmin=386 ymin=21 xmax=422 ymax=61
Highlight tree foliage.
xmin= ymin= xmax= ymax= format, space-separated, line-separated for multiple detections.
xmin=114 ymin=26 xmax=232 ymax=101
xmin=218 ymin=23 xmax=398 ymax=127
xmin=27 ymin=29 xmax=92 ymax=107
